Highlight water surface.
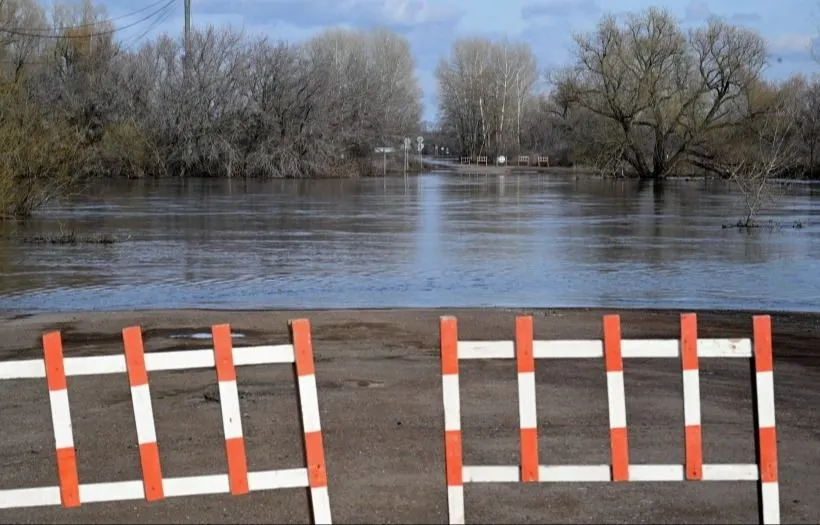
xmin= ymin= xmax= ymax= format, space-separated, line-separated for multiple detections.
xmin=0 ymin=172 xmax=818 ymax=314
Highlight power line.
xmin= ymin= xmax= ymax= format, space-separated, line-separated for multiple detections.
xmin=1 ymin=0 xmax=175 ymax=34
xmin=121 ymin=6 xmax=175 ymax=50
xmin=0 ymin=0 xmax=177 ymax=40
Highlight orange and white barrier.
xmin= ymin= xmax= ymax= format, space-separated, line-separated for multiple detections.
xmin=439 ymin=313 xmax=780 ymax=525
xmin=0 ymin=319 xmax=332 ymax=524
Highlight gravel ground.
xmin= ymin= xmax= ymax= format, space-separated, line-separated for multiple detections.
xmin=0 ymin=307 xmax=818 ymax=524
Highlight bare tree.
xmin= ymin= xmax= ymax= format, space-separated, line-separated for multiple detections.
xmin=436 ymin=37 xmax=539 ymax=158
xmin=552 ymin=7 xmax=767 ymax=179
xmin=721 ymin=83 xmax=801 ymax=227
xmin=794 ymin=76 xmax=820 ymax=177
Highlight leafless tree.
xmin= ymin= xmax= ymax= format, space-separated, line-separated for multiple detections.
xmin=435 ymin=37 xmax=538 ymax=158
xmin=552 ymin=7 xmax=767 ymax=179
xmin=720 ymin=82 xmax=801 ymax=226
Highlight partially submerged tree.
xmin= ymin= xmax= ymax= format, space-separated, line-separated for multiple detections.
xmin=552 ymin=7 xmax=767 ymax=179
xmin=718 ymin=81 xmax=801 ymax=227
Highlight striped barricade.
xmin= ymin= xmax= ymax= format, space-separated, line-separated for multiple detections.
xmin=0 ymin=319 xmax=332 ymax=524
xmin=439 ymin=313 xmax=779 ymax=525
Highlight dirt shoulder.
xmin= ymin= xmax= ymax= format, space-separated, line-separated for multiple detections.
xmin=0 ymin=307 xmax=818 ymax=524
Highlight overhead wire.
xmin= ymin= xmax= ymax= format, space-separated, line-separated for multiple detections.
xmin=1 ymin=0 xmax=175 ymax=34
xmin=120 ymin=3 xmax=176 ymax=50
xmin=0 ymin=0 xmax=177 ymax=39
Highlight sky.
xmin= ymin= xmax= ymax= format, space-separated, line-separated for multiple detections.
xmin=105 ymin=0 xmax=820 ymax=122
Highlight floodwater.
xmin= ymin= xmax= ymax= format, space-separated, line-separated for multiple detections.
xmin=0 ymin=172 xmax=818 ymax=314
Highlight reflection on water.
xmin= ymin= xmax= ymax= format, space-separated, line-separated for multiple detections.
xmin=0 ymin=173 xmax=818 ymax=314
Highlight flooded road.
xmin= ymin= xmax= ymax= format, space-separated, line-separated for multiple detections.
xmin=0 ymin=172 xmax=818 ymax=313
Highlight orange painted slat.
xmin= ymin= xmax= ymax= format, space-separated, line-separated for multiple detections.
xmin=758 ymin=427 xmax=778 ymax=483
xmin=225 ymin=437 xmax=250 ymax=495
xmin=55 ymin=447 xmax=80 ymax=507
xmin=684 ymin=425 xmax=703 ymax=480
xmin=609 ymin=427 xmax=629 ymax=482
xmin=603 ymin=315 xmax=623 ymax=372
xmin=42 ymin=332 xmax=67 ymax=392
xmin=138 ymin=442 xmax=165 ymax=501
xmin=444 ymin=429 xmax=463 ymax=486
xmin=123 ymin=326 xmax=149 ymax=386
xmin=753 ymin=315 xmax=774 ymax=372
xmin=440 ymin=317 xmax=458 ymax=375
xmin=519 ymin=428 xmax=539 ymax=482
xmin=304 ymin=430 xmax=329 ymax=488
xmin=680 ymin=314 xmax=699 ymax=371
xmin=212 ymin=324 xmax=237 ymax=382
xmin=515 ymin=316 xmax=534 ymax=374
xmin=291 ymin=319 xmax=316 ymax=376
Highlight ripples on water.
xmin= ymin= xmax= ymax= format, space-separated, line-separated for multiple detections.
xmin=0 ymin=173 xmax=818 ymax=314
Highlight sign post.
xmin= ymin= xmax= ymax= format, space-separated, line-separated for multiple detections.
xmin=404 ymin=137 xmax=411 ymax=174
xmin=375 ymin=147 xmax=395 ymax=177
xmin=416 ymin=136 xmax=424 ymax=170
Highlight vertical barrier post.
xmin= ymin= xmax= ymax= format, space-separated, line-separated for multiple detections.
xmin=680 ymin=314 xmax=703 ymax=480
xmin=440 ymin=316 xmax=464 ymax=525
xmin=212 ymin=324 xmax=250 ymax=495
xmin=603 ymin=315 xmax=629 ymax=481
xmin=752 ymin=315 xmax=780 ymax=524
xmin=291 ymin=319 xmax=332 ymax=525
xmin=42 ymin=331 xmax=80 ymax=508
xmin=123 ymin=326 xmax=165 ymax=500
xmin=515 ymin=316 xmax=539 ymax=482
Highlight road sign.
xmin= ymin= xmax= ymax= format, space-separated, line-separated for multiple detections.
xmin=417 ymin=136 xmax=424 ymax=144
xmin=375 ymin=147 xmax=395 ymax=153
xmin=417 ymin=143 xmax=424 ymax=153
xmin=404 ymin=137 xmax=411 ymax=149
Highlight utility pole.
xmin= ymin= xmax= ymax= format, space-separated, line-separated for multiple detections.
xmin=183 ymin=0 xmax=191 ymax=79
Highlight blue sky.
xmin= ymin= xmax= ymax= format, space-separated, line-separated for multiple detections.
xmin=107 ymin=0 xmax=820 ymax=122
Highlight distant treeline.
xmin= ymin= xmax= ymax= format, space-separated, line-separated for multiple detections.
xmin=2 ymin=1 xmax=819 ymax=219
xmin=0 ymin=0 xmax=423 ymax=217
xmin=434 ymin=7 xmax=820 ymax=181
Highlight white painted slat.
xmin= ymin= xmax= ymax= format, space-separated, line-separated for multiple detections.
xmin=698 ymin=339 xmax=751 ymax=358
xmin=458 ymin=341 xmax=513 ymax=359
xmin=80 ymin=481 xmax=144 ymax=503
xmin=606 ymin=371 xmax=627 ymax=429
xmin=48 ymin=389 xmax=74 ymax=450
xmin=629 ymin=464 xmax=684 ymax=481
xmin=233 ymin=345 xmax=295 ymax=365
xmin=442 ymin=374 xmax=461 ymax=432
xmin=761 ymin=481 xmax=780 ymax=524
xmin=517 ymin=371 xmax=537 ymax=429
xmin=622 ymin=340 xmax=678 ymax=358
xmin=683 ymin=369 xmax=701 ymax=426
xmin=130 ymin=384 xmax=158 ymax=445
xmin=538 ymin=465 xmax=611 ymax=482
xmin=756 ymin=371 xmax=777 ymax=428
xmin=64 ymin=355 xmax=126 ymax=376
xmin=702 ymin=463 xmax=759 ymax=481
xmin=533 ymin=341 xmax=602 ymax=359
xmin=0 ymin=359 xmax=46 ymax=379
xmin=447 ymin=485 xmax=465 ymax=525
xmin=247 ymin=468 xmax=309 ymax=490
xmin=0 ymin=486 xmax=61 ymax=509
xmin=309 ymin=486 xmax=333 ymax=524
xmin=462 ymin=465 xmax=519 ymax=483
xmin=218 ymin=380 xmax=244 ymax=440
xmin=297 ymin=374 xmax=323 ymax=433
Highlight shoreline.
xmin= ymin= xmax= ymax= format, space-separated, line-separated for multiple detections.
xmin=2 ymin=306 xmax=818 ymax=361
